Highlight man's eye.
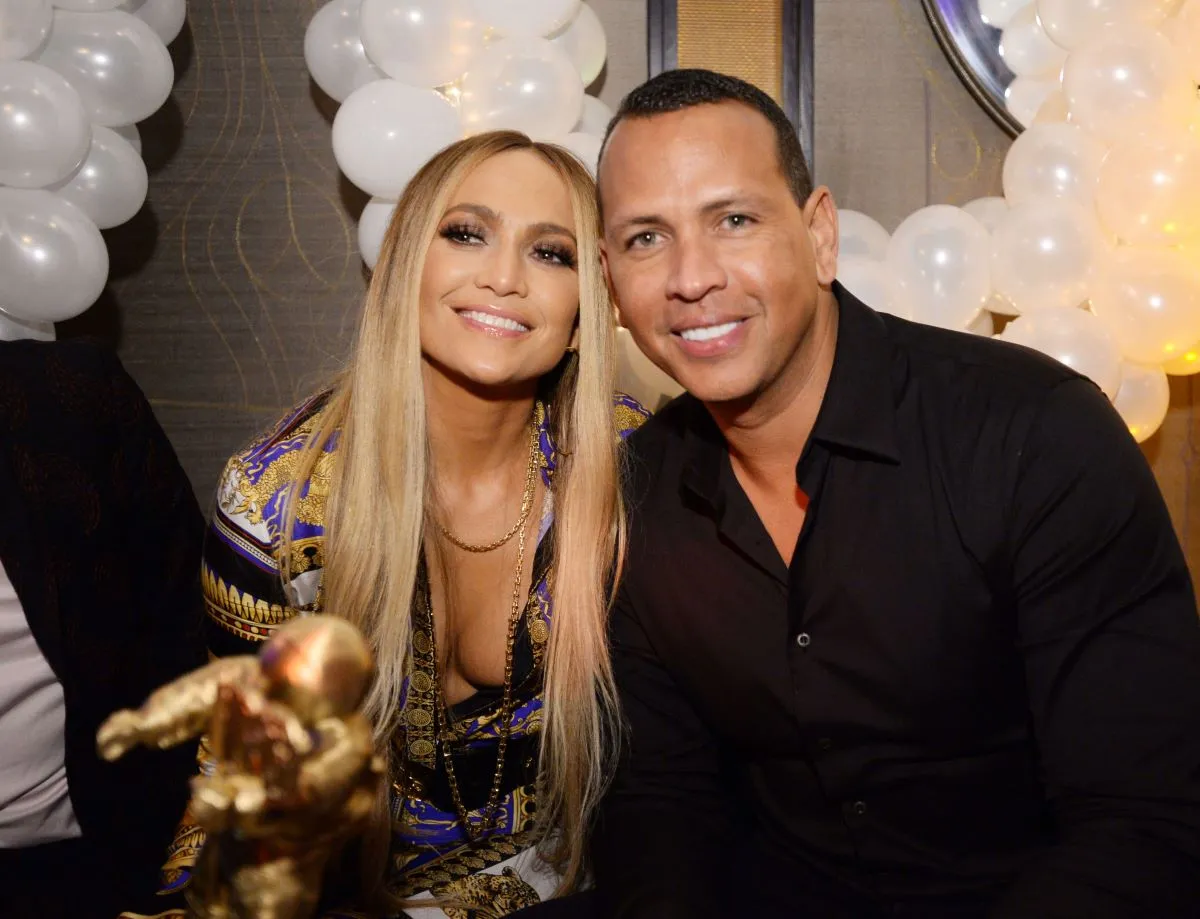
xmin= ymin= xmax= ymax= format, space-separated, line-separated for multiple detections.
xmin=724 ymin=214 xmax=753 ymax=230
xmin=627 ymin=231 xmax=659 ymax=250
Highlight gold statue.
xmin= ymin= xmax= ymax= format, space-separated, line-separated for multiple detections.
xmin=98 ymin=615 xmax=383 ymax=919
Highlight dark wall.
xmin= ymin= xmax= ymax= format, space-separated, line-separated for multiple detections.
xmin=63 ymin=0 xmax=370 ymax=506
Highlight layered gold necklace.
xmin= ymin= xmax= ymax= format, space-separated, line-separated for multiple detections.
xmin=428 ymin=406 xmax=542 ymax=841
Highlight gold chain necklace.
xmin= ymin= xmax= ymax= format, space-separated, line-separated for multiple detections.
xmin=437 ymin=413 xmax=540 ymax=553
xmin=430 ymin=405 xmax=541 ymax=841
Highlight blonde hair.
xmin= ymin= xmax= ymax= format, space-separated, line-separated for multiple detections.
xmin=279 ymin=131 xmax=623 ymax=900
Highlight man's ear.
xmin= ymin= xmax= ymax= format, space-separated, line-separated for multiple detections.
xmin=804 ymin=186 xmax=839 ymax=287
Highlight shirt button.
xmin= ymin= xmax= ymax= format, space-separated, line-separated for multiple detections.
xmin=816 ymin=737 xmax=833 ymax=752
xmin=795 ymin=632 xmax=811 ymax=649
xmin=843 ymin=800 xmax=868 ymax=820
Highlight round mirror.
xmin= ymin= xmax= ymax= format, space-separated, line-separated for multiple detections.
xmin=922 ymin=0 xmax=1022 ymax=137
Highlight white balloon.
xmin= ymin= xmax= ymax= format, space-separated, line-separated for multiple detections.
xmin=1095 ymin=129 xmax=1200 ymax=247
xmin=0 ymin=61 xmax=90 ymax=188
xmin=0 ymin=189 xmax=108 ymax=323
xmin=998 ymin=307 xmax=1123 ymax=398
xmin=35 ymin=10 xmax=173 ymax=127
xmin=1037 ymin=0 xmax=1183 ymax=50
xmin=0 ymin=309 xmax=55 ymax=342
xmin=332 ymin=80 xmax=461 ymax=199
xmin=558 ymin=131 xmax=601 ymax=175
xmin=46 ymin=124 xmax=148 ymax=228
xmin=980 ymin=0 xmax=1031 ymax=29
xmin=837 ymin=210 xmax=890 ymax=261
xmin=0 ymin=0 xmax=51 ymax=61
xmin=962 ymin=196 xmax=1008 ymax=233
xmin=885 ymin=206 xmax=992 ymax=330
xmin=549 ymin=3 xmax=605 ymax=86
xmin=1164 ymin=0 xmax=1200 ymax=84
xmin=573 ymin=93 xmax=612 ymax=136
xmin=1033 ymin=89 xmax=1070 ymax=124
xmin=360 ymin=0 xmax=486 ymax=89
xmin=1112 ymin=361 xmax=1170 ymax=442
xmin=304 ymin=0 xmax=385 ymax=104
xmin=991 ymin=199 xmax=1105 ymax=313
xmin=112 ymin=121 xmax=141 ymax=154
xmin=52 ymin=0 xmax=124 ymax=10
xmin=472 ymin=0 xmax=582 ymax=37
xmin=838 ymin=255 xmax=906 ymax=319
xmin=1061 ymin=24 xmax=1194 ymax=144
xmin=119 ymin=0 xmax=187 ymax=46
xmin=357 ymin=196 xmax=396 ymax=270
xmin=966 ymin=310 xmax=995 ymax=336
xmin=999 ymin=5 xmax=1067 ymax=79
xmin=459 ymin=37 xmax=582 ymax=140
xmin=1002 ymin=122 xmax=1107 ymax=209
xmin=1090 ymin=246 xmax=1200 ymax=364
xmin=1004 ymin=75 xmax=1058 ymax=127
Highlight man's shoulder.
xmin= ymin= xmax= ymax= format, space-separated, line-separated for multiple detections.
xmin=881 ymin=312 xmax=1085 ymax=409
xmin=624 ymin=392 xmax=702 ymax=459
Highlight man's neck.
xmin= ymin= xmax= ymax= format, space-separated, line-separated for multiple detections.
xmin=707 ymin=292 xmax=839 ymax=487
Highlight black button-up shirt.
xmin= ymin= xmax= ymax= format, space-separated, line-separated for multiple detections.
xmin=594 ymin=288 xmax=1200 ymax=918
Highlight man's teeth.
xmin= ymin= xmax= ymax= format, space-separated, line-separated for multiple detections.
xmin=679 ymin=321 xmax=739 ymax=342
xmin=460 ymin=310 xmax=530 ymax=333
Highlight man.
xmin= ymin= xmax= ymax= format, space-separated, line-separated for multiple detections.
xmin=0 ymin=339 xmax=207 ymax=918
xmin=592 ymin=69 xmax=1200 ymax=918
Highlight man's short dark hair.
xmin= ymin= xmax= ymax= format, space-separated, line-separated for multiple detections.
xmin=598 ymin=68 xmax=814 ymax=208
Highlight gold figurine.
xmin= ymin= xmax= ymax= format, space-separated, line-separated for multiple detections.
xmin=97 ymin=615 xmax=383 ymax=919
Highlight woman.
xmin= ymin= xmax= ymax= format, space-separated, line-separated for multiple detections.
xmin=146 ymin=131 xmax=647 ymax=917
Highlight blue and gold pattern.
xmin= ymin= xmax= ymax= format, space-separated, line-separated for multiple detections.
xmin=150 ymin=391 xmax=647 ymax=915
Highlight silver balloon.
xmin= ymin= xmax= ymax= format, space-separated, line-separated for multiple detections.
xmin=838 ymin=210 xmax=890 ymax=261
xmin=0 ymin=308 xmax=56 ymax=342
xmin=357 ymin=196 xmax=396 ymax=270
xmin=119 ymin=0 xmax=187 ymax=46
xmin=332 ymin=80 xmax=462 ymax=199
xmin=472 ymin=0 xmax=581 ymax=37
xmin=0 ymin=61 xmax=90 ymax=188
xmin=360 ymin=0 xmax=485 ymax=90
xmin=573 ymin=93 xmax=612 ymax=137
xmin=112 ymin=121 xmax=141 ymax=155
xmin=305 ymin=0 xmax=386 ymax=104
xmin=549 ymin=3 xmax=606 ymax=86
xmin=52 ymin=0 xmax=124 ymax=10
xmin=0 ymin=0 xmax=52 ymax=61
xmin=885 ymin=205 xmax=992 ymax=330
xmin=838 ymin=254 xmax=905 ymax=318
xmin=46 ymin=124 xmax=148 ymax=228
xmin=0 ymin=189 xmax=108 ymax=323
xmin=459 ymin=36 xmax=582 ymax=140
xmin=558 ymin=131 xmax=600 ymax=175
xmin=34 ymin=10 xmax=173 ymax=127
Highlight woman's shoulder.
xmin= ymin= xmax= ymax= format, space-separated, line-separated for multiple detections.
xmin=612 ymin=391 xmax=651 ymax=440
xmin=212 ymin=391 xmax=336 ymax=548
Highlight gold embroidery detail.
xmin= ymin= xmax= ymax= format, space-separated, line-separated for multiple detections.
xmin=232 ymin=409 xmax=336 ymax=534
xmin=437 ymin=867 xmax=542 ymax=918
xmin=202 ymin=563 xmax=295 ymax=641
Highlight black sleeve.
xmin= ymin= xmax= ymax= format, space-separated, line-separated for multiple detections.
xmin=592 ymin=578 xmax=730 ymax=919
xmin=105 ymin=350 xmax=207 ymax=900
xmin=994 ymin=378 xmax=1200 ymax=918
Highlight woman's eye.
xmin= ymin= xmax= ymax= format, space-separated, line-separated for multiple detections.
xmin=534 ymin=245 xmax=576 ymax=268
xmin=440 ymin=224 xmax=484 ymax=244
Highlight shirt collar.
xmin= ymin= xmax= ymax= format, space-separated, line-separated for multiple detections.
xmin=682 ymin=282 xmax=901 ymax=507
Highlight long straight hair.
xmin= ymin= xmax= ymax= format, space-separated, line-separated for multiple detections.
xmin=278 ymin=131 xmax=624 ymax=898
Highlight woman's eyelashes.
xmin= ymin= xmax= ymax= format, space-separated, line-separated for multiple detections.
xmin=438 ymin=222 xmax=576 ymax=269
